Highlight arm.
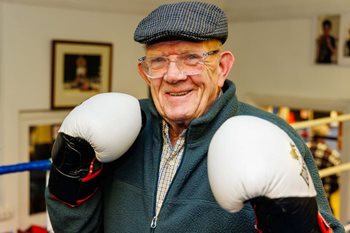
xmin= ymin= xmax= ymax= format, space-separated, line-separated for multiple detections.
xmin=46 ymin=188 xmax=103 ymax=233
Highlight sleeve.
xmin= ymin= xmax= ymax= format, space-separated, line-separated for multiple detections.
xmin=45 ymin=187 xmax=103 ymax=233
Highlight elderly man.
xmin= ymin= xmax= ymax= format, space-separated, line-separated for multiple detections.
xmin=46 ymin=2 xmax=344 ymax=232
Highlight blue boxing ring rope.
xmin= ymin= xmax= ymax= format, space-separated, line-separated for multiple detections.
xmin=0 ymin=159 xmax=51 ymax=175
xmin=0 ymin=159 xmax=54 ymax=232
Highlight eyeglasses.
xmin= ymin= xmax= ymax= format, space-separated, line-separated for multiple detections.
xmin=138 ymin=50 xmax=219 ymax=79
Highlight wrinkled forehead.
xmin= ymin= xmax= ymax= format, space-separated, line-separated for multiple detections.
xmin=145 ymin=40 xmax=221 ymax=56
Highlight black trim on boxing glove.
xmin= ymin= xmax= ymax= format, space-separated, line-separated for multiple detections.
xmin=48 ymin=132 xmax=102 ymax=207
xmin=251 ymin=196 xmax=322 ymax=233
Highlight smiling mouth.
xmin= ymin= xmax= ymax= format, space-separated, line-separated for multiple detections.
xmin=169 ymin=91 xmax=190 ymax=96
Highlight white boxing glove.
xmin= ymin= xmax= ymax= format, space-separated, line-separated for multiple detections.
xmin=48 ymin=92 xmax=142 ymax=206
xmin=59 ymin=92 xmax=142 ymax=162
xmin=208 ymin=116 xmax=325 ymax=233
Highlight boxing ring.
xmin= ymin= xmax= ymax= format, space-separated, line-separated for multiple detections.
xmin=0 ymin=114 xmax=350 ymax=232
xmin=0 ymin=160 xmax=51 ymax=175
xmin=291 ymin=114 xmax=350 ymax=180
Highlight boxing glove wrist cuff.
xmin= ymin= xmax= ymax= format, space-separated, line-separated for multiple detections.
xmin=48 ymin=132 xmax=102 ymax=207
xmin=252 ymin=196 xmax=320 ymax=233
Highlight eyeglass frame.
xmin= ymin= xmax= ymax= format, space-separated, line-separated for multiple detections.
xmin=138 ymin=49 xmax=220 ymax=79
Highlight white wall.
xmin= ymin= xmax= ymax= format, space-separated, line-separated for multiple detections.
xmin=0 ymin=0 xmax=5 ymax=217
xmin=228 ymin=18 xmax=350 ymax=110
xmin=227 ymin=19 xmax=350 ymax=224
xmin=1 ymin=2 xmax=350 ymax=230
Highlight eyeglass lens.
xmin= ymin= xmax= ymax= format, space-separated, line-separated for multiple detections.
xmin=141 ymin=50 xmax=218 ymax=79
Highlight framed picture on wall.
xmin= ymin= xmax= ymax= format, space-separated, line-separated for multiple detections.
xmin=51 ymin=40 xmax=113 ymax=109
xmin=18 ymin=110 xmax=68 ymax=229
xmin=338 ymin=13 xmax=350 ymax=65
xmin=314 ymin=15 xmax=340 ymax=65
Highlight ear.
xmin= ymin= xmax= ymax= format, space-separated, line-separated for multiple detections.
xmin=138 ymin=63 xmax=151 ymax=86
xmin=217 ymin=51 xmax=235 ymax=87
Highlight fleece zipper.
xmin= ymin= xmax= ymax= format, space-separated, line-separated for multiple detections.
xmin=149 ymin=130 xmax=188 ymax=232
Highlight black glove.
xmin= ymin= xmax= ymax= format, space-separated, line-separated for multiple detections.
xmin=48 ymin=132 xmax=102 ymax=206
xmin=252 ymin=196 xmax=324 ymax=233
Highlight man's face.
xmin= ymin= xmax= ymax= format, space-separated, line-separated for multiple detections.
xmin=138 ymin=40 xmax=229 ymax=128
xmin=323 ymin=25 xmax=331 ymax=35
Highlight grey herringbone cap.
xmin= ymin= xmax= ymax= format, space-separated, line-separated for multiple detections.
xmin=134 ymin=1 xmax=228 ymax=44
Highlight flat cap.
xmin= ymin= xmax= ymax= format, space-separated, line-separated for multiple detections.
xmin=134 ymin=1 xmax=228 ymax=45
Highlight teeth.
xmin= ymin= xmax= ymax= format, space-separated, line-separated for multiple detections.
xmin=170 ymin=91 xmax=188 ymax=96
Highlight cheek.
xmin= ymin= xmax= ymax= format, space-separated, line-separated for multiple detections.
xmin=197 ymin=73 xmax=222 ymax=108
xmin=149 ymin=81 xmax=167 ymax=112
xmin=149 ymin=80 xmax=162 ymax=95
xmin=194 ymin=71 xmax=220 ymax=97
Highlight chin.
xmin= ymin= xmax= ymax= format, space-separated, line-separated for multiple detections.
xmin=166 ymin=113 xmax=192 ymax=124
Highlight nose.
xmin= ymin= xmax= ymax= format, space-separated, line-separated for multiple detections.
xmin=163 ymin=60 xmax=187 ymax=83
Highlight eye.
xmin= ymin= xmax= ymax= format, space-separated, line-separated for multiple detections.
xmin=185 ymin=53 xmax=202 ymax=60
xmin=182 ymin=53 xmax=202 ymax=65
xmin=148 ymin=56 xmax=167 ymax=69
xmin=146 ymin=57 xmax=167 ymax=69
xmin=150 ymin=56 xmax=166 ymax=64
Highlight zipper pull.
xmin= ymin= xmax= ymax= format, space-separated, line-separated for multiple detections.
xmin=150 ymin=216 xmax=158 ymax=229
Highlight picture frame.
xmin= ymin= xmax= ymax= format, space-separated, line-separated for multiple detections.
xmin=51 ymin=40 xmax=113 ymax=109
xmin=18 ymin=110 xmax=68 ymax=228
xmin=338 ymin=13 xmax=350 ymax=65
xmin=313 ymin=15 xmax=340 ymax=65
